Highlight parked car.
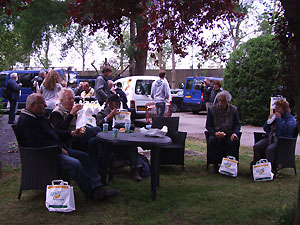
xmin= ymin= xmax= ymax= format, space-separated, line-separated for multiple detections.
xmin=183 ymin=76 xmax=223 ymax=113
xmin=0 ymin=69 xmax=78 ymax=109
xmin=170 ymin=89 xmax=184 ymax=112
xmin=114 ymin=76 xmax=161 ymax=119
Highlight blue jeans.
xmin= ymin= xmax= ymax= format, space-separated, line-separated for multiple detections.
xmin=8 ymin=99 xmax=18 ymax=123
xmin=155 ymin=102 xmax=165 ymax=117
xmin=58 ymin=148 xmax=102 ymax=199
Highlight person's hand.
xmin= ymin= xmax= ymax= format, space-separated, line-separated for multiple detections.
xmin=61 ymin=148 xmax=68 ymax=156
xmin=107 ymin=108 xmax=119 ymax=120
xmin=71 ymin=128 xmax=83 ymax=137
xmin=275 ymin=112 xmax=281 ymax=118
xmin=19 ymin=83 xmax=22 ymax=86
xmin=70 ymin=104 xmax=83 ymax=116
xmin=215 ymin=131 xmax=226 ymax=138
xmin=231 ymin=133 xmax=238 ymax=141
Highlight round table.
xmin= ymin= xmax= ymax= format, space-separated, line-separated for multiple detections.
xmin=96 ymin=131 xmax=172 ymax=200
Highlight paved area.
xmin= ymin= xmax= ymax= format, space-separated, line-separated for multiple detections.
xmin=175 ymin=112 xmax=300 ymax=155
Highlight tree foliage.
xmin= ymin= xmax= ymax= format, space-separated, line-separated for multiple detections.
xmin=223 ymin=34 xmax=288 ymax=126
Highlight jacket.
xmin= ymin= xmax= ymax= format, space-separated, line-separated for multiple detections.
xmin=150 ymin=78 xmax=170 ymax=103
xmin=17 ymin=109 xmax=70 ymax=151
xmin=94 ymin=74 xmax=110 ymax=105
xmin=7 ymin=78 xmax=21 ymax=101
xmin=263 ymin=112 xmax=297 ymax=138
xmin=206 ymin=104 xmax=241 ymax=137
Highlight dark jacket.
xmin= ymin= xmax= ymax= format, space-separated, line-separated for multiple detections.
xmin=94 ymin=74 xmax=110 ymax=105
xmin=49 ymin=111 xmax=74 ymax=144
xmin=263 ymin=112 xmax=297 ymax=138
xmin=115 ymin=88 xmax=128 ymax=109
xmin=209 ymin=88 xmax=222 ymax=105
xmin=206 ymin=104 xmax=241 ymax=137
xmin=201 ymin=83 xmax=213 ymax=102
xmin=17 ymin=109 xmax=70 ymax=151
xmin=7 ymin=78 xmax=21 ymax=101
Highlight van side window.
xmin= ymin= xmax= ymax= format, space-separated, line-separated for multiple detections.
xmin=135 ymin=80 xmax=154 ymax=95
xmin=194 ymin=79 xmax=203 ymax=91
xmin=18 ymin=73 xmax=34 ymax=88
xmin=185 ymin=80 xmax=193 ymax=90
xmin=0 ymin=74 xmax=7 ymax=87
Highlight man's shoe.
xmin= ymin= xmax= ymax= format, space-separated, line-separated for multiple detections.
xmin=93 ymin=186 xmax=120 ymax=200
xmin=132 ymin=168 xmax=142 ymax=182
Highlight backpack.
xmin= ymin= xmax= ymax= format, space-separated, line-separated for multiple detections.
xmin=1 ymin=86 xmax=11 ymax=99
xmin=137 ymin=153 xmax=151 ymax=178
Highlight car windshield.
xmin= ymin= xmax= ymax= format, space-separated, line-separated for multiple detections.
xmin=135 ymin=79 xmax=154 ymax=95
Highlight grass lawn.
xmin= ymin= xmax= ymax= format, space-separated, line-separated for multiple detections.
xmin=0 ymin=138 xmax=299 ymax=225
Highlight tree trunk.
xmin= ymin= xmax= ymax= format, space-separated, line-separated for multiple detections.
xmin=129 ymin=19 xmax=135 ymax=76
xmin=171 ymin=45 xmax=176 ymax=89
xmin=279 ymin=1 xmax=300 ymax=224
xmin=158 ymin=51 xmax=163 ymax=70
xmin=134 ymin=19 xmax=148 ymax=76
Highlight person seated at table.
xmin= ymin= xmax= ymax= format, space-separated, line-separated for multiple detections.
xmin=49 ymin=88 xmax=101 ymax=169
xmin=205 ymin=91 xmax=241 ymax=174
xmin=251 ymin=99 xmax=297 ymax=170
xmin=17 ymin=93 xmax=120 ymax=201
xmin=96 ymin=94 xmax=143 ymax=182
xmin=81 ymin=81 xmax=95 ymax=100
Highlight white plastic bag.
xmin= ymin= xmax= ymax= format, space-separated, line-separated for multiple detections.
xmin=253 ymin=159 xmax=274 ymax=182
xmin=112 ymin=110 xmax=131 ymax=127
xmin=45 ymin=180 xmax=75 ymax=212
xmin=219 ymin=156 xmax=238 ymax=177
xmin=140 ymin=126 xmax=168 ymax=137
xmin=76 ymin=102 xmax=97 ymax=128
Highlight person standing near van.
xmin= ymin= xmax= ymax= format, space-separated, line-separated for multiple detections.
xmin=94 ymin=65 xmax=112 ymax=106
xmin=7 ymin=73 xmax=22 ymax=124
xmin=40 ymin=70 xmax=62 ymax=116
xmin=151 ymin=70 xmax=170 ymax=117
xmin=208 ymin=80 xmax=222 ymax=106
xmin=201 ymin=78 xmax=213 ymax=110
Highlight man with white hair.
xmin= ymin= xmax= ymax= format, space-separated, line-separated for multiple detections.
xmin=7 ymin=73 xmax=22 ymax=124
xmin=205 ymin=91 xmax=241 ymax=173
xmin=16 ymin=93 xmax=120 ymax=201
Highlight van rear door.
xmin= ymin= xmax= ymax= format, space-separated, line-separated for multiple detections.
xmin=183 ymin=77 xmax=194 ymax=104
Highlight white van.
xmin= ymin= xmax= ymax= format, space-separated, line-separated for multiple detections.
xmin=114 ymin=76 xmax=160 ymax=119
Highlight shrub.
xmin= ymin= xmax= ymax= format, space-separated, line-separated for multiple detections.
xmin=223 ymin=34 xmax=288 ymax=126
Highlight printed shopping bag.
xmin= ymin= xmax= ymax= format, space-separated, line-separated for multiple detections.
xmin=45 ymin=180 xmax=75 ymax=212
xmin=113 ymin=110 xmax=131 ymax=127
xmin=253 ymin=159 xmax=274 ymax=182
xmin=76 ymin=104 xmax=97 ymax=129
xmin=219 ymin=156 xmax=238 ymax=177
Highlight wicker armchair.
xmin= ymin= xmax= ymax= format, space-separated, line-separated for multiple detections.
xmin=12 ymin=125 xmax=62 ymax=199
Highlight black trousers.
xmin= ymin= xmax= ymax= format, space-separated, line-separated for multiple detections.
xmin=208 ymin=135 xmax=239 ymax=165
xmin=253 ymin=137 xmax=277 ymax=168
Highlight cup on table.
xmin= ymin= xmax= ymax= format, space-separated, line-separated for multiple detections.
xmin=112 ymin=128 xmax=119 ymax=138
xmin=103 ymin=123 xmax=108 ymax=132
xmin=125 ymin=123 xmax=131 ymax=132
xmin=146 ymin=124 xmax=152 ymax=130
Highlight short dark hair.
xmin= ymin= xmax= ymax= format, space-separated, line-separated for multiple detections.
xmin=159 ymin=70 xmax=166 ymax=78
xmin=116 ymin=82 xmax=122 ymax=88
xmin=102 ymin=65 xmax=112 ymax=73
xmin=107 ymin=94 xmax=120 ymax=102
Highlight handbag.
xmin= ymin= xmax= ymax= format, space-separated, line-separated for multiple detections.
xmin=45 ymin=180 xmax=75 ymax=212
xmin=253 ymin=159 xmax=274 ymax=182
xmin=218 ymin=156 xmax=238 ymax=177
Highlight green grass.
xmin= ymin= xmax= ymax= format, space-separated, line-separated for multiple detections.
xmin=0 ymin=138 xmax=299 ymax=225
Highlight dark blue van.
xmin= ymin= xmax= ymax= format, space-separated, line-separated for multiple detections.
xmin=0 ymin=69 xmax=78 ymax=109
xmin=183 ymin=76 xmax=223 ymax=113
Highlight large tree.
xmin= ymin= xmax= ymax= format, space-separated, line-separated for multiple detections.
xmin=68 ymin=0 xmax=241 ymax=75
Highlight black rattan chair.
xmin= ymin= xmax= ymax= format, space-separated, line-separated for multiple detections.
xmin=12 ymin=125 xmax=62 ymax=199
xmin=253 ymin=130 xmax=298 ymax=175
xmin=152 ymin=117 xmax=187 ymax=170
xmin=205 ymin=131 xmax=242 ymax=170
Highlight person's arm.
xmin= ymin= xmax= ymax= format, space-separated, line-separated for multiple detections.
xmin=276 ymin=114 xmax=297 ymax=136
xmin=164 ymin=82 xmax=170 ymax=100
xmin=205 ymin=108 xmax=216 ymax=136
xmin=11 ymin=80 xmax=21 ymax=91
xmin=95 ymin=77 xmax=108 ymax=101
xmin=50 ymin=112 xmax=74 ymax=131
xmin=233 ymin=110 xmax=241 ymax=135
xmin=150 ymin=83 xmax=155 ymax=100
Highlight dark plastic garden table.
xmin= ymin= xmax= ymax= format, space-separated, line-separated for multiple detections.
xmin=96 ymin=131 xmax=172 ymax=200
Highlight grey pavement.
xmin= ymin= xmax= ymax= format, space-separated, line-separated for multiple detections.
xmin=175 ymin=112 xmax=300 ymax=156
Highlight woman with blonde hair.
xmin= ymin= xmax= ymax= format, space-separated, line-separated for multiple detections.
xmin=40 ymin=70 xmax=63 ymax=116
